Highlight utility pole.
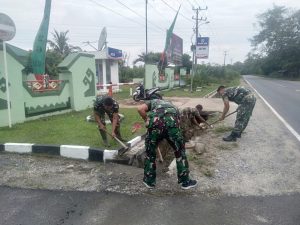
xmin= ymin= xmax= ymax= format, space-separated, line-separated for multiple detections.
xmin=190 ymin=6 xmax=208 ymax=92
xmin=145 ymin=0 xmax=148 ymax=55
xmin=223 ymin=51 xmax=227 ymax=67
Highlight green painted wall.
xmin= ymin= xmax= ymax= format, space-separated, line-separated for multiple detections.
xmin=0 ymin=49 xmax=26 ymax=127
xmin=0 ymin=49 xmax=97 ymax=127
xmin=59 ymin=53 xmax=96 ymax=111
xmin=22 ymin=79 xmax=71 ymax=117
xmin=145 ymin=64 xmax=177 ymax=90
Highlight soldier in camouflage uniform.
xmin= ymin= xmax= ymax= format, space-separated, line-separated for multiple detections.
xmin=217 ymin=86 xmax=256 ymax=142
xmin=93 ymin=96 xmax=124 ymax=146
xmin=138 ymin=99 xmax=197 ymax=190
xmin=180 ymin=106 xmax=209 ymax=142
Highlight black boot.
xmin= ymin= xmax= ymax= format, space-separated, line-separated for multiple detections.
xmin=223 ymin=132 xmax=238 ymax=142
xmin=99 ymin=129 xmax=110 ymax=147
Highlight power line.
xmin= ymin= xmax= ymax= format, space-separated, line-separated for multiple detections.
xmin=115 ymin=0 xmax=165 ymax=31
xmin=89 ymin=0 xmax=145 ymax=27
xmin=186 ymin=0 xmax=195 ymax=8
xmin=160 ymin=0 xmax=193 ymax=22
xmin=175 ymin=0 xmax=192 ymax=13
xmin=147 ymin=1 xmax=171 ymax=23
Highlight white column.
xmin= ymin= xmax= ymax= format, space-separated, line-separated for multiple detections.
xmin=3 ymin=41 xmax=12 ymax=128
xmin=102 ymin=59 xmax=107 ymax=92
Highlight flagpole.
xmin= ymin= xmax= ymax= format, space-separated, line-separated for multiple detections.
xmin=145 ymin=0 xmax=148 ymax=55
xmin=3 ymin=41 xmax=12 ymax=128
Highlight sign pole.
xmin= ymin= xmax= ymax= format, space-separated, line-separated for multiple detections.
xmin=3 ymin=41 xmax=12 ymax=127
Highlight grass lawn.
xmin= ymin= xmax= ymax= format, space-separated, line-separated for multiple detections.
xmin=156 ymin=78 xmax=240 ymax=98
xmin=112 ymin=86 xmax=134 ymax=101
xmin=110 ymin=77 xmax=240 ymax=100
xmin=0 ymin=108 xmax=146 ymax=149
xmin=162 ymin=84 xmax=219 ymax=98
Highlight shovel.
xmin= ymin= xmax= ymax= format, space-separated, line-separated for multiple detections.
xmin=208 ymin=110 xmax=237 ymax=127
xmin=99 ymin=128 xmax=129 ymax=154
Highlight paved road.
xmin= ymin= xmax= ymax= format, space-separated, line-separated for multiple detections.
xmin=0 ymin=186 xmax=299 ymax=225
xmin=244 ymin=75 xmax=300 ymax=138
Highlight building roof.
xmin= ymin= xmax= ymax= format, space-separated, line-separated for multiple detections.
xmin=0 ymin=42 xmax=29 ymax=66
xmin=58 ymin=52 xmax=94 ymax=71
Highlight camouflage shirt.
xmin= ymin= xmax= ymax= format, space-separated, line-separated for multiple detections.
xmin=180 ymin=107 xmax=200 ymax=119
xmin=145 ymin=99 xmax=179 ymax=128
xmin=222 ymin=86 xmax=252 ymax=104
xmin=93 ymin=96 xmax=119 ymax=117
xmin=145 ymin=99 xmax=178 ymax=117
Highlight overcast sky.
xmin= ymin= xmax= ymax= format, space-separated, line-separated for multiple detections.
xmin=1 ymin=0 xmax=299 ymax=65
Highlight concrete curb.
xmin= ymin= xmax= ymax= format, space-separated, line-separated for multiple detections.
xmin=0 ymin=134 xmax=146 ymax=163
xmin=204 ymin=89 xmax=217 ymax=98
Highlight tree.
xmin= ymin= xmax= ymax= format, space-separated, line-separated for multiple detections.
xmin=249 ymin=5 xmax=300 ymax=78
xmin=133 ymin=52 xmax=161 ymax=65
xmin=45 ymin=50 xmax=63 ymax=77
xmin=181 ymin=53 xmax=192 ymax=73
xmin=24 ymin=50 xmax=63 ymax=77
xmin=47 ymin=30 xmax=81 ymax=58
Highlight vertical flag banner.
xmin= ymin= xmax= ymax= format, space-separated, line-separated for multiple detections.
xmin=196 ymin=37 xmax=209 ymax=59
xmin=158 ymin=6 xmax=181 ymax=73
xmin=32 ymin=0 xmax=52 ymax=75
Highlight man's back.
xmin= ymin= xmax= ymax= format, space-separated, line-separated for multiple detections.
xmin=223 ymin=86 xmax=252 ymax=104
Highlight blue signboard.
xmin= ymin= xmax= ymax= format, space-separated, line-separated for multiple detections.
xmin=107 ymin=47 xmax=122 ymax=59
xmin=196 ymin=37 xmax=209 ymax=46
xmin=196 ymin=37 xmax=209 ymax=59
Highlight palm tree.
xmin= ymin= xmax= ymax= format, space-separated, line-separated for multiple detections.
xmin=47 ymin=30 xmax=81 ymax=58
xmin=133 ymin=52 xmax=161 ymax=65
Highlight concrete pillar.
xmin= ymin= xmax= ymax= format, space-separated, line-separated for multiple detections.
xmin=102 ymin=59 xmax=107 ymax=91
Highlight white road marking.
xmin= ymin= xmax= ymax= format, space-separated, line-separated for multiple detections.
xmin=244 ymin=78 xmax=300 ymax=142
xmin=296 ymin=90 xmax=300 ymax=92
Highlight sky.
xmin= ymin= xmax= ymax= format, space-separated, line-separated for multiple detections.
xmin=1 ymin=0 xmax=299 ymax=65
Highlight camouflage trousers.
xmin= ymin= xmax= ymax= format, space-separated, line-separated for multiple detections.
xmin=233 ymin=94 xmax=256 ymax=134
xmin=144 ymin=116 xmax=190 ymax=186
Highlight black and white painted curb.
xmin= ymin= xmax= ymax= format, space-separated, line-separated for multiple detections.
xmin=0 ymin=134 xmax=145 ymax=163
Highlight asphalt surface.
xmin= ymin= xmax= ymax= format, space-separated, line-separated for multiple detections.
xmin=0 ymin=186 xmax=299 ymax=225
xmin=244 ymin=75 xmax=300 ymax=137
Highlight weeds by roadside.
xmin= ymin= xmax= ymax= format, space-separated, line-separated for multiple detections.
xmin=213 ymin=125 xmax=233 ymax=134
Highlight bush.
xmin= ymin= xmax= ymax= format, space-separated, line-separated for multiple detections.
xmin=188 ymin=64 xmax=240 ymax=89
xmin=119 ymin=66 xmax=144 ymax=83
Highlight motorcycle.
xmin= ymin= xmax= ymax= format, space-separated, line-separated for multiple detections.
xmin=133 ymin=83 xmax=162 ymax=101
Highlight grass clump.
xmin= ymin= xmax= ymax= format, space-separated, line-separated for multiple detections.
xmin=213 ymin=126 xmax=233 ymax=134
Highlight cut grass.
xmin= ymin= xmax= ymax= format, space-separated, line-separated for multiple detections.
xmin=213 ymin=125 xmax=233 ymax=134
xmin=0 ymin=108 xmax=146 ymax=149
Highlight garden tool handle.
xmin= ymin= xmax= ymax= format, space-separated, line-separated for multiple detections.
xmin=208 ymin=110 xmax=237 ymax=126
xmin=99 ymin=127 xmax=128 ymax=149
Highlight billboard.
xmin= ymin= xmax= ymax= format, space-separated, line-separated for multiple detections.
xmin=107 ymin=47 xmax=122 ymax=59
xmin=196 ymin=37 xmax=209 ymax=59
xmin=166 ymin=33 xmax=183 ymax=65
